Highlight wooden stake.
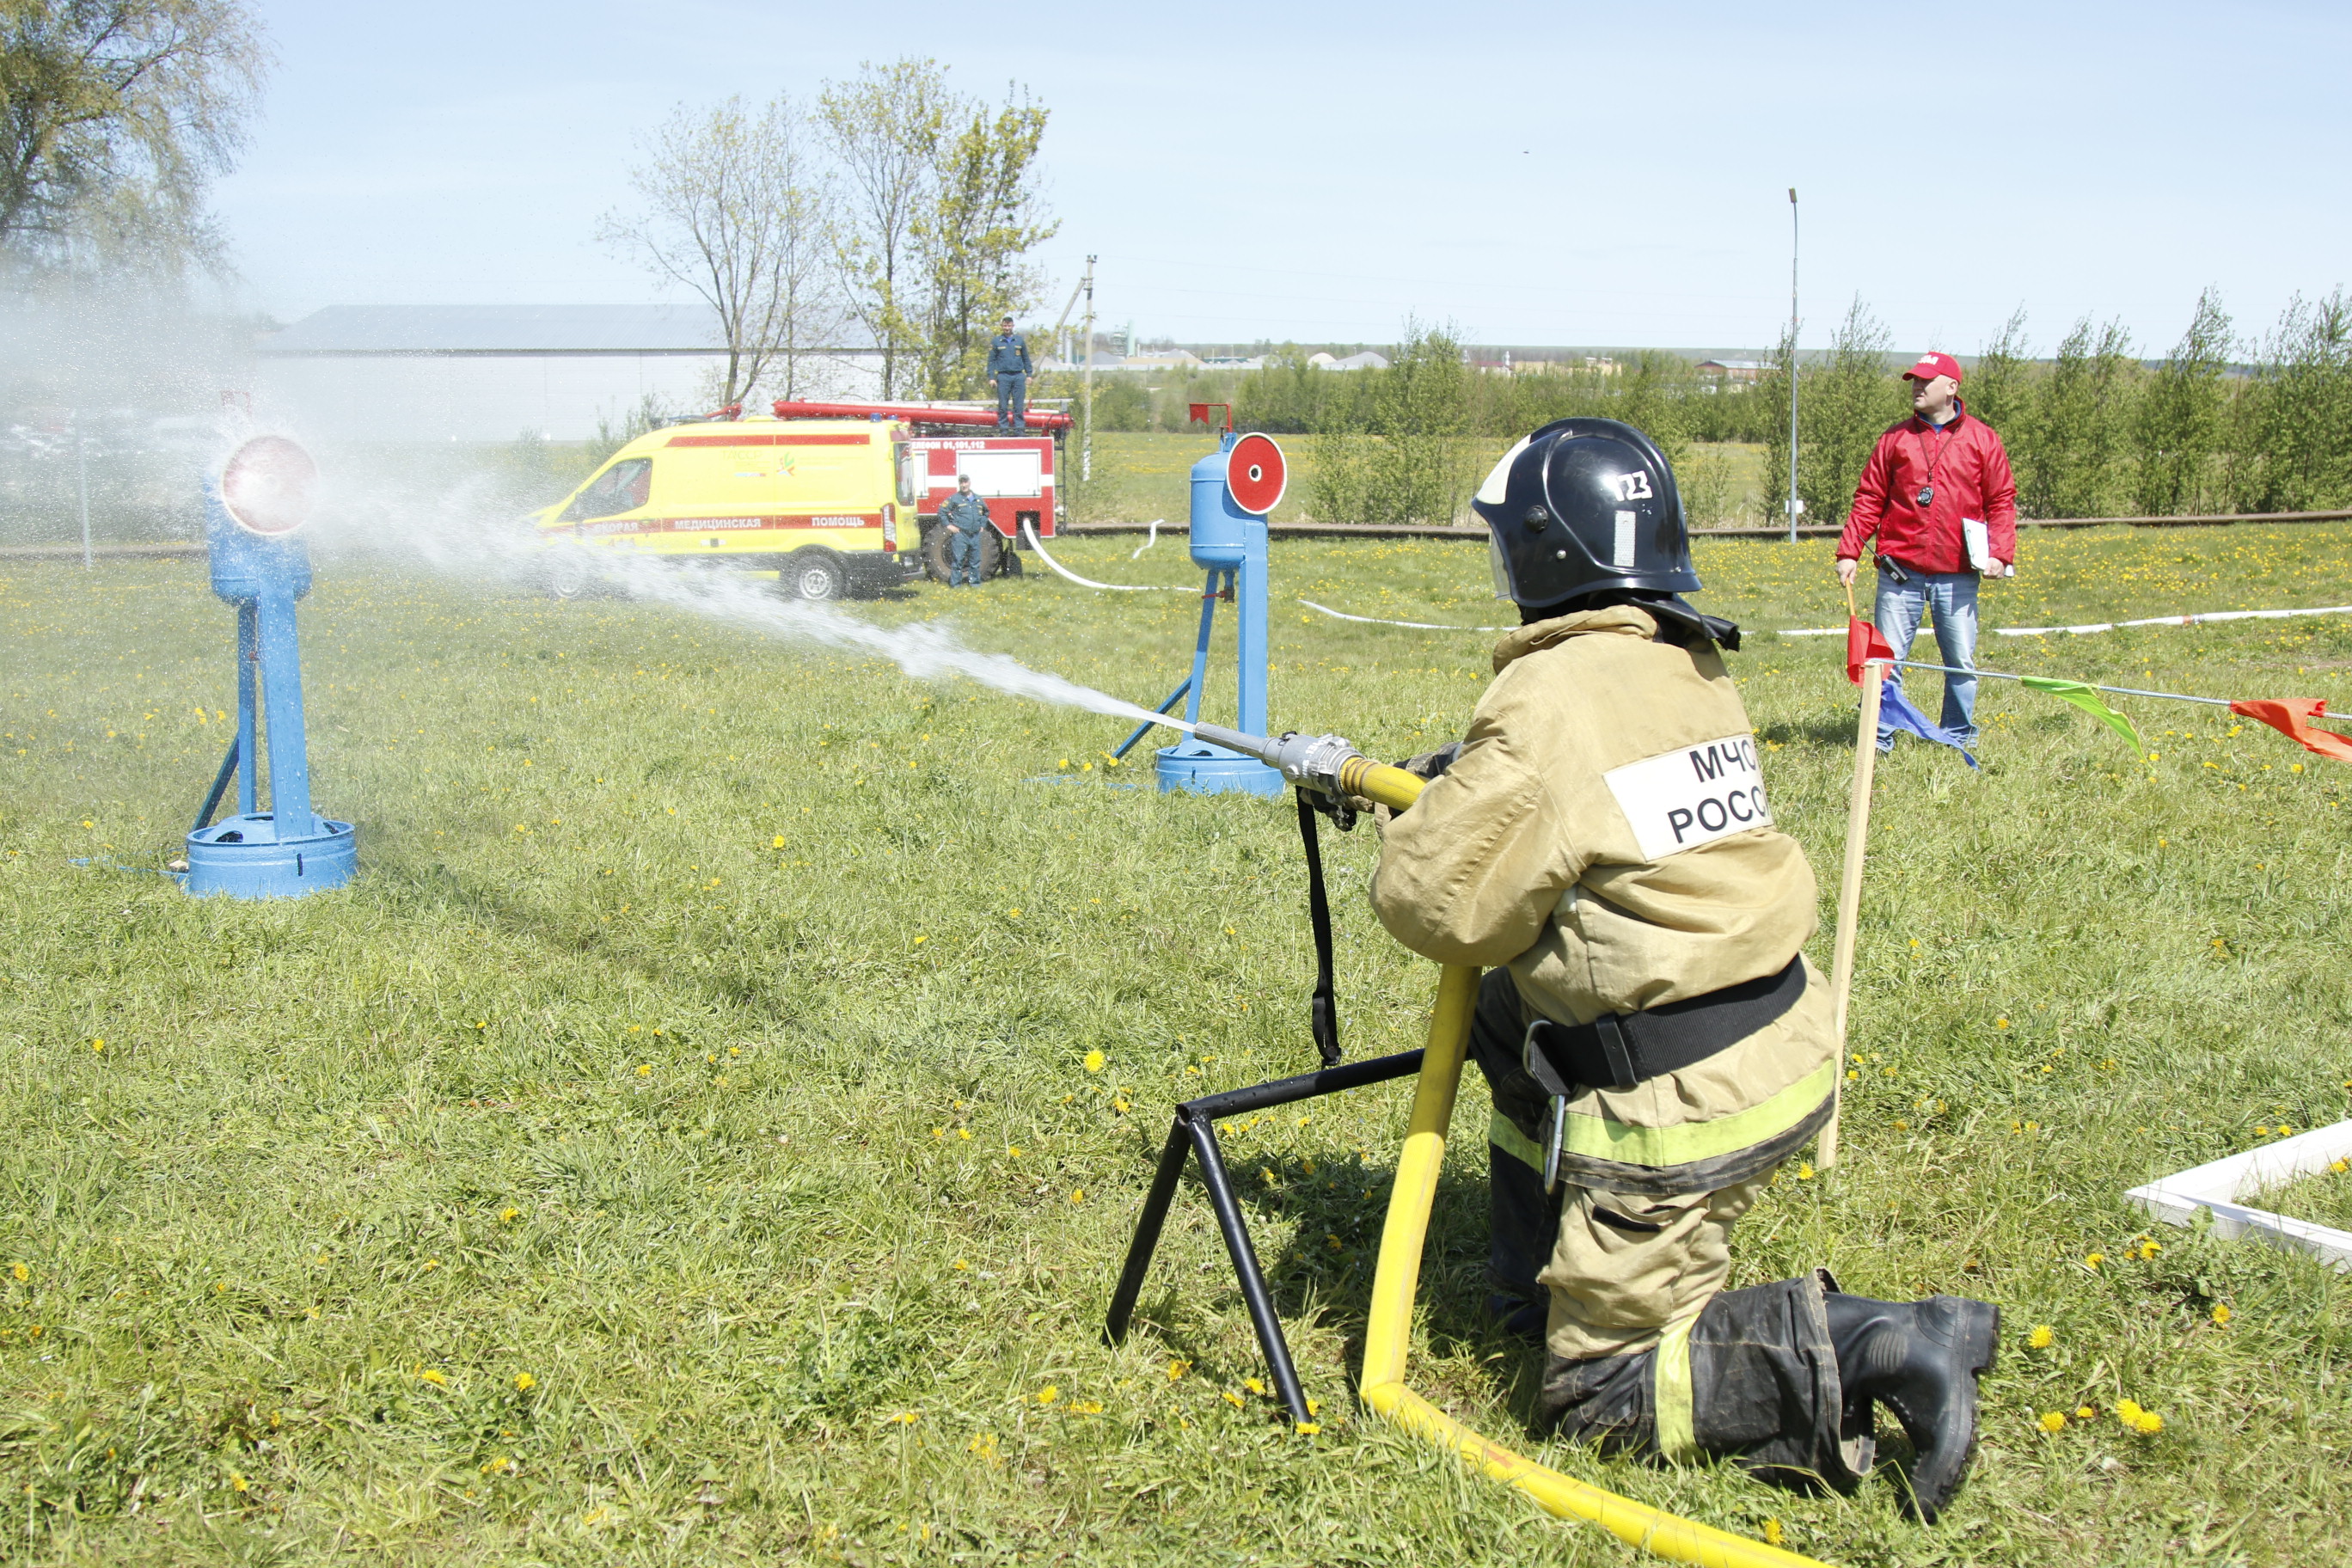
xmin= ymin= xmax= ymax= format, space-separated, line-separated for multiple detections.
xmin=1817 ymin=658 xmax=1884 ymax=1172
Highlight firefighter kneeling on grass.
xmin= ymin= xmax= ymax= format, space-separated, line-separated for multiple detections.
xmin=1368 ymin=419 xmax=1999 ymax=1522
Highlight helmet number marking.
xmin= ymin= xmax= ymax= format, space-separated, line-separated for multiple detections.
xmin=1610 ymin=472 xmax=1653 ymax=502
xmin=1612 ymin=510 xmax=1638 ymax=568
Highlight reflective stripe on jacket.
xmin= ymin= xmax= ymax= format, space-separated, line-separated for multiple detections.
xmin=1836 ymin=399 xmax=2018 ymax=573
xmin=1369 ymin=605 xmax=1834 ymax=1188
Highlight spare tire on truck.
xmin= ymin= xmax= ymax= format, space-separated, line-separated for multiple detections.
xmin=922 ymin=523 xmax=1001 ymax=584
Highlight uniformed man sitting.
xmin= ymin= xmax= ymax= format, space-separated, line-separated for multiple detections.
xmin=937 ymin=475 xmax=990 ymax=588
xmin=1369 ymin=419 xmax=1999 ymax=1523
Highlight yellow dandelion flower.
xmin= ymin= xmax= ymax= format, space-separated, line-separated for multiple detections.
xmin=9 ymin=1264 xmax=26 ymax=1283
xmin=1035 ymin=1385 xmax=1058 ymax=1406
xmin=1222 ymin=1390 xmax=1244 ymax=1408
xmin=1294 ymin=1421 xmax=1322 ymax=1435
xmin=1084 ymin=1050 xmax=1106 ymax=1073
xmin=1244 ymin=1377 xmax=1265 ymax=1396
xmin=886 ymin=1410 xmax=919 ymax=1425
xmin=952 ymin=1259 xmax=970 ymax=1271
xmin=2333 ymin=1159 xmax=2349 ymax=1175
xmin=230 ymin=1472 xmax=248 ymax=1492
xmin=1796 ymin=1163 xmax=1815 ymax=1180
xmin=419 ymin=1369 xmax=448 ymax=1387
xmin=1762 ymin=1519 xmax=1784 ymax=1547
xmin=1069 ymin=1189 xmax=1085 ymax=1203
xmin=2038 ymin=1411 xmax=2067 ymax=1433
xmin=2085 ymin=1253 xmax=2105 ymax=1270
xmin=2211 ymin=1303 xmax=2232 ymax=1326
xmin=2075 ymin=1405 xmax=2097 ymax=1420
xmin=499 ymin=1207 xmax=520 ymax=1222
xmin=957 ymin=1128 xmax=971 ymax=1141
xmin=2028 ymin=1325 xmax=2054 ymax=1350
xmin=2134 ymin=1411 xmax=2164 ymax=1435
xmin=1995 ymin=1018 xmax=2010 ymax=1029
xmin=772 ymin=835 xmax=786 ymax=848
xmin=515 ymin=1372 xmax=536 ymax=1392
xmin=1166 ymin=1359 xmax=1189 ymax=1381
xmin=90 ymin=1039 xmax=104 ymax=1053
xmin=636 ymin=1063 xmax=652 ymax=1076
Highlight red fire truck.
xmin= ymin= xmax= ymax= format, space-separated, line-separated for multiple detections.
xmin=770 ymin=400 xmax=1068 ymax=582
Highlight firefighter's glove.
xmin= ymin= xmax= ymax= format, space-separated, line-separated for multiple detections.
xmin=1372 ymin=742 xmax=1461 ymax=827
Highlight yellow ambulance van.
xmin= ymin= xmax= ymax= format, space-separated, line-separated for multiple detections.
xmin=531 ymin=414 xmax=922 ymax=600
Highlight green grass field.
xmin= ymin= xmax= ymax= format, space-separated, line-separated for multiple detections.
xmin=3 ymin=523 xmax=2352 ymax=1565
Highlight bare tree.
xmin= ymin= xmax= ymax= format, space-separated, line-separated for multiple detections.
xmin=599 ymin=95 xmax=842 ymax=407
xmin=0 ymin=0 xmax=269 ymax=278
xmin=818 ymin=58 xmax=951 ymax=399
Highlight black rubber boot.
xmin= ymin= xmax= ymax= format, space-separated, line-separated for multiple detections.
xmin=1824 ymin=1286 xmax=2000 ymax=1523
xmin=1538 ymin=1272 xmax=1871 ymax=1496
xmin=1467 ymin=968 xmax=1563 ymax=1344
xmin=1686 ymin=1272 xmax=1871 ymax=1495
xmin=1485 ymin=1139 xmax=1562 ymax=1343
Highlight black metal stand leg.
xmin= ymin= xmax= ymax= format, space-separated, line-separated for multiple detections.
xmin=192 ymin=736 xmax=239 ymax=836
xmin=1105 ymin=1116 xmax=1195 ymax=1347
xmin=1186 ymin=1113 xmax=1312 ymax=1426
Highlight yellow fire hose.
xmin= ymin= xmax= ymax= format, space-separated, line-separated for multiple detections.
xmin=1339 ymin=756 xmax=1834 ymax=1568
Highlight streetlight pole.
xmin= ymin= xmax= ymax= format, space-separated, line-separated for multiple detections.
xmin=76 ymin=408 xmax=92 ymax=570
xmin=1787 ymin=187 xmax=1800 ymax=545
xmin=1081 ymin=254 xmax=1096 ymax=487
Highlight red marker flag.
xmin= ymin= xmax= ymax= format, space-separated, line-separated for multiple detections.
xmin=1846 ymin=618 xmax=1896 ymax=684
xmin=2229 ymin=698 xmax=2352 ymax=765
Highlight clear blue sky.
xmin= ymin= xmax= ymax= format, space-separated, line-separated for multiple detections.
xmin=214 ymin=0 xmax=2350 ymax=358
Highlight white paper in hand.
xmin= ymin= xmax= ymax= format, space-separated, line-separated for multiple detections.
xmin=1963 ymin=518 xmax=1994 ymax=574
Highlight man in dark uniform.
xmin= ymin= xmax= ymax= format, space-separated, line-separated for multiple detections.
xmin=988 ymin=316 xmax=1032 ymax=432
xmin=936 ymin=475 xmax=989 ymax=588
xmin=1369 ymin=418 xmax=1999 ymax=1522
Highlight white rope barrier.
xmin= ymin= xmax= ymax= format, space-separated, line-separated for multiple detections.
xmin=1781 ymin=602 xmax=2352 ymax=638
xmin=1020 ymin=522 xmax=1192 ymax=592
xmin=1297 ymin=597 xmax=1511 ymax=632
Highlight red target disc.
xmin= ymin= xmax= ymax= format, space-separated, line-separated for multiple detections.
xmin=1225 ymin=432 xmax=1287 ymax=516
xmin=220 ymin=435 xmax=319 ymax=536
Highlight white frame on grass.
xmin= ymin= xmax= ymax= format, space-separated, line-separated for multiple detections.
xmin=2125 ymin=1120 xmax=2352 ymax=1270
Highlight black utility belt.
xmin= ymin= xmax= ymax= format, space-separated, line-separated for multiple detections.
xmin=1522 ymin=954 xmax=1806 ymax=1098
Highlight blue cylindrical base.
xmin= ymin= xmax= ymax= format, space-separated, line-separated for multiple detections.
xmin=1155 ymin=744 xmax=1284 ymax=798
xmin=185 ymin=814 xmax=358 ymax=898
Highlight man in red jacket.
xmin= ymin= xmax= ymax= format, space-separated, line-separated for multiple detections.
xmin=1834 ymin=352 xmax=2017 ymax=751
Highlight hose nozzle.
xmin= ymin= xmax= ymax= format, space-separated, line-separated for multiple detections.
xmin=1188 ymin=726 xmax=1430 ymax=812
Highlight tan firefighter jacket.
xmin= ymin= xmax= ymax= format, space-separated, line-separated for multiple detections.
xmin=1369 ymin=604 xmax=1836 ymax=1195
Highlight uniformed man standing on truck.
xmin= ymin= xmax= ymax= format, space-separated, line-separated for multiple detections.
xmin=989 ymin=316 xmax=1032 ymax=432
xmin=937 ymin=474 xmax=990 ymax=588
xmin=1369 ymin=419 xmax=1999 ymax=1522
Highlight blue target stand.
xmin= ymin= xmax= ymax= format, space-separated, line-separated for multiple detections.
xmin=182 ymin=435 xmax=358 ymax=897
xmin=1116 ymin=410 xmax=1291 ymax=796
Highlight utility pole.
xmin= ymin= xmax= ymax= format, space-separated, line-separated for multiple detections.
xmin=1081 ymin=254 xmax=1096 ymax=487
xmin=1787 ymin=187 xmax=1801 ymax=545
xmin=76 ymin=408 xmax=92 ymax=570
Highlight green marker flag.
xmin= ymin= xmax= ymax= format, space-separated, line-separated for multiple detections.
xmin=2020 ymin=676 xmax=2144 ymax=752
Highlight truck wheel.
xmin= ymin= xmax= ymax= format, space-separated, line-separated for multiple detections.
xmin=543 ymin=548 xmax=595 ymax=599
xmin=782 ymin=549 xmax=846 ymax=602
xmin=923 ymin=528 xmax=1001 ymax=585
xmin=1000 ymin=540 xmax=1023 ymax=579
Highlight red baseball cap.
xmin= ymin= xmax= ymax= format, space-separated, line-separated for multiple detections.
xmin=1902 ymin=351 xmax=1963 ymax=384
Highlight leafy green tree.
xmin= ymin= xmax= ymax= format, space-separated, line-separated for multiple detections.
xmin=1767 ymin=300 xmax=1902 ymax=529
xmin=907 ymin=93 xmax=1056 ymax=399
xmin=0 ymin=0 xmax=269 ymax=278
xmin=2134 ymin=288 xmax=2233 ymax=515
xmin=2230 ymin=291 xmax=2352 ymax=513
xmin=1310 ymin=323 xmax=1472 ymax=525
xmin=1965 ymin=309 xmax=2033 ymax=438
xmin=2017 ymin=316 xmax=2136 ymax=518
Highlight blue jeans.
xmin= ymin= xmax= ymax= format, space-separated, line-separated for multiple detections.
xmin=946 ymin=527 xmax=984 ymax=586
xmin=1875 ymin=564 xmax=1980 ymax=746
xmin=994 ymin=372 xmax=1027 ymax=430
